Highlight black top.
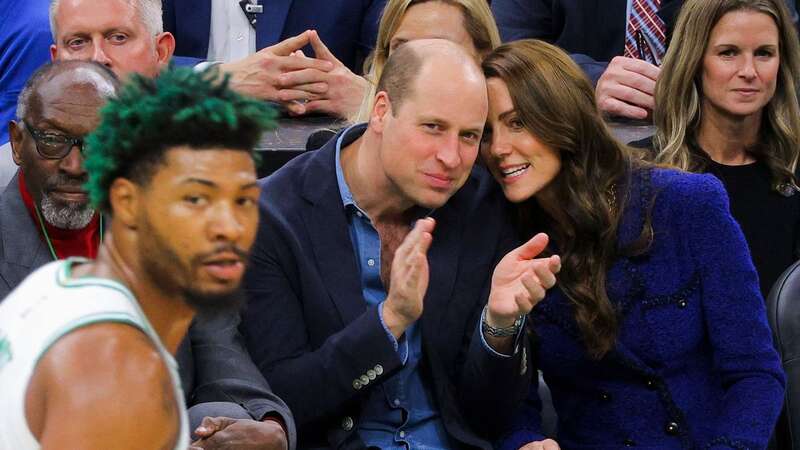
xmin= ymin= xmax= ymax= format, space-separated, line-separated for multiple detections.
xmin=632 ymin=137 xmax=800 ymax=298
xmin=703 ymin=159 xmax=800 ymax=297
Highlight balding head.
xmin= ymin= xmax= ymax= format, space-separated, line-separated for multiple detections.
xmin=363 ymin=38 xmax=488 ymax=211
xmin=17 ymin=60 xmax=118 ymax=122
xmin=376 ymin=38 xmax=485 ymax=115
xmin=10 ymin=60 xmax=119 ymax=229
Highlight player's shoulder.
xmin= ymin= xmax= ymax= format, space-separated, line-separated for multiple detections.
xmin=34 ymin=322 xmax=181 ymax=450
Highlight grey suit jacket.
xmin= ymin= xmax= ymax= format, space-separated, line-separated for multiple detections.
xmin=0 ymin=170 xmax=296 ymax=448
xmin=0 ymin=172 xmax=51 ymax=293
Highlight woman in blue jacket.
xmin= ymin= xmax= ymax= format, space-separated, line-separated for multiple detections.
xmin=480 ymin=39 xmax=785 ymax=449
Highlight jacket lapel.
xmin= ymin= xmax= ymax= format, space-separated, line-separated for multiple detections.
xmin=420 ymin=200 xmax=462 ymax=341
xmin=0 ymin=172 xmax=51 ymax=283
xmin=255 ymin=0 xmax=294 ymax=50
xmin=301 ymin=142 xmax=366 ymax=326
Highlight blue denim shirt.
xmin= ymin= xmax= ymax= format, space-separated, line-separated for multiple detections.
xmin=334 ymin=125 xmax=516 ymax=449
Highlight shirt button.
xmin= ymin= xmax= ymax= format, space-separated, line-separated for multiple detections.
xmin=341 ymin=416 xmax=354 ymax=431
xmin=399 ymin=431 xmax=406 ymax=438
xmin=393 ymin=398 xmax=400 ymax=406
xmin=367 ymin=258 xmax=375 ymax=267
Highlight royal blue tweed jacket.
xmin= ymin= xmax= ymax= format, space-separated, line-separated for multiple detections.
xmin=498 ymin=167 xmax=785 ymax=450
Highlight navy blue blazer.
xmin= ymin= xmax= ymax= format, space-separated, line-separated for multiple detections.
xmin=491 ymin=0 xmax=797 ymax=83
xmin=163 ymin=0 xmax=385 ymax=72
xmin=498 ymin=168 xmax=785 ymax=449
xmin=240 ymin=125 xmax=533 ymax=449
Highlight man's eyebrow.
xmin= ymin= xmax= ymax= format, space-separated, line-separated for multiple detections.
xmin=181 ymin=178 xmax=217 ymax=187
xmin=240 ymin=181 xmax=259 ymax=190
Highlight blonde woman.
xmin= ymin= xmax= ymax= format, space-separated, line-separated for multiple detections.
xmin=647 ymin=0 xmax=800 ymax=297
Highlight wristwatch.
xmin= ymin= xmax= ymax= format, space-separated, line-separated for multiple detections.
xmin=481 ymin=306 xmax=525 ymax=337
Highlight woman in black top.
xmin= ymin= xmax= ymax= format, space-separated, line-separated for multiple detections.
xmin=648 ymin=0 xmax=800 ymax=297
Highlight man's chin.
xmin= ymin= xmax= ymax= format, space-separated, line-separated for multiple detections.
xmin=182 ymin=286 xmax=246 ymax=315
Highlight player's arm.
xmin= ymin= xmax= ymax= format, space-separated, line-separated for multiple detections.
xmin=25 ymin=322 xmax=182 ymax=450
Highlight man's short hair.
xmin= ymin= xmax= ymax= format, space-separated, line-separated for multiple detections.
xmin=375 ymin=43 xmax=423 ymax=114
xmin=16 ymin=60 xmax=119 ymax=121
xmin=83 ymin=67 xmax=276 ymax=214
xmin=49 ymin=0 xmax=164 ymax=40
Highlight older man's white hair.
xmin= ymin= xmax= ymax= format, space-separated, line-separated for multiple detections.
xmin=49 ymin=0 xmax=164 ymax=41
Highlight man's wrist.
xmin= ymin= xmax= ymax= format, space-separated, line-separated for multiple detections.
xmin=482 ymin=306 xmax=524 ymax=336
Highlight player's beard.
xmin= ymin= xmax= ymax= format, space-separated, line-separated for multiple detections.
xmin=137 ymin=216 xmax=247 ymax=315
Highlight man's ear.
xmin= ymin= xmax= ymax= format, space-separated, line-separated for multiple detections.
xmin=370 ymin=91 xmax=393 ymax=134
xmin=109 ymin=178 xmax=140 ymax=229
xmin=50 ymin=44 xmax=58 ymax=62
xmin=154 ymin=32 xmax=176 ymax=72
xmin=9 ymin=121 xmax=24 ymax=166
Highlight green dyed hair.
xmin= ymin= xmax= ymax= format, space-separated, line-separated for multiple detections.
xmin=84 ymin=66 xmax=276 ymax=214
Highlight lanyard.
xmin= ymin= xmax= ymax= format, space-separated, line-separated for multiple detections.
xmin=33 ymin=205 xmax=103 ymax=261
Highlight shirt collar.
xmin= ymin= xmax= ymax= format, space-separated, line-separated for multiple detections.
xmin=334 ymin=123 xmax=438 ymax=221
xmin=335 ymin=123 xmax=367 ymax=212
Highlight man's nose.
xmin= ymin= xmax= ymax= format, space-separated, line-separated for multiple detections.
xmin=58 ymin=144 xmax=86 ymax=177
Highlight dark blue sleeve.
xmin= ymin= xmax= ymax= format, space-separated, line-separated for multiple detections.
xmin=491 ymin=0 xmax=552 ymax=43
xmin=357 ymin=0 xmax=385 ymax=73
xmin=495 ymin=370 xmax=547 ymax=449
xmin=682 ymin=175 xmax=786 ymax=449
xmin=170 ymin=56 xmax=204 ymax=67
xmin=570 ymin=54 xmax=609 ymax=86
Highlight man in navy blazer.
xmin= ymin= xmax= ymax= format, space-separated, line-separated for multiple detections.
xmin=162 ymin=0 xmax=385 ymax=117
xmin=491 ymin=0 xmax=796 ymax=119
xmin=240 ymin=39 xmax=561 ymax=449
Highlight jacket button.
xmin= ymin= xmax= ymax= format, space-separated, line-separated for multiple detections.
xmin=677 ymin=299 xmax=688 ymax=308
xmin=645 ymin=379 xmax=657 ymax=390
xmin=367 ymin=369 xmax=377 ymax=380
xmin=353 ymin=379 xmax=362 ymax=390
xmin=359 ymin=374 xmax=370 ymax=384
xmin=624 ymin=438 xmax=636 ymax=447
xmin=341 ymin=416 xmax=354 ymax=431
xmin=599 ymin=391 xmax=612 ymax=402
xmin=665 ymin=421 xmax=680 ymax=435
xmin=374 ymin=364 xmax=384 ymax=376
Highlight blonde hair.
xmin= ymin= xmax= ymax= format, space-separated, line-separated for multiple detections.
xmin=352 ymin=0 xmax=501 ymax=122
xmin=653 ymin=0 xmax=800 ymax=191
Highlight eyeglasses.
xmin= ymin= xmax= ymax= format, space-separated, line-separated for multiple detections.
xmin=23 ymin=121 xmax=85 ymax=160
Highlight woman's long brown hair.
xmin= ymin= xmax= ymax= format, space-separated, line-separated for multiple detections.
xmin=483 ymin=40 xmax=654 ymax=358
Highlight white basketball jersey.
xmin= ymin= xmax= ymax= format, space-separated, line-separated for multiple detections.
xmin=0 ymin=259 xmax=189 ymax=450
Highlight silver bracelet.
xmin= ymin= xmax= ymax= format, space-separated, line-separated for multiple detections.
xmin=481 ymin=306 xmax=524 ymax=337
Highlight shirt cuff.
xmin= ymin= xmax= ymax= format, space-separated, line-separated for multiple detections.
xmin=194 ymin=61 xmax=222 ymax=73
xmin=378 ymin=302 xmax=409 ymax=364
xmin=478 ymin=310 xmax=527 ymax=358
